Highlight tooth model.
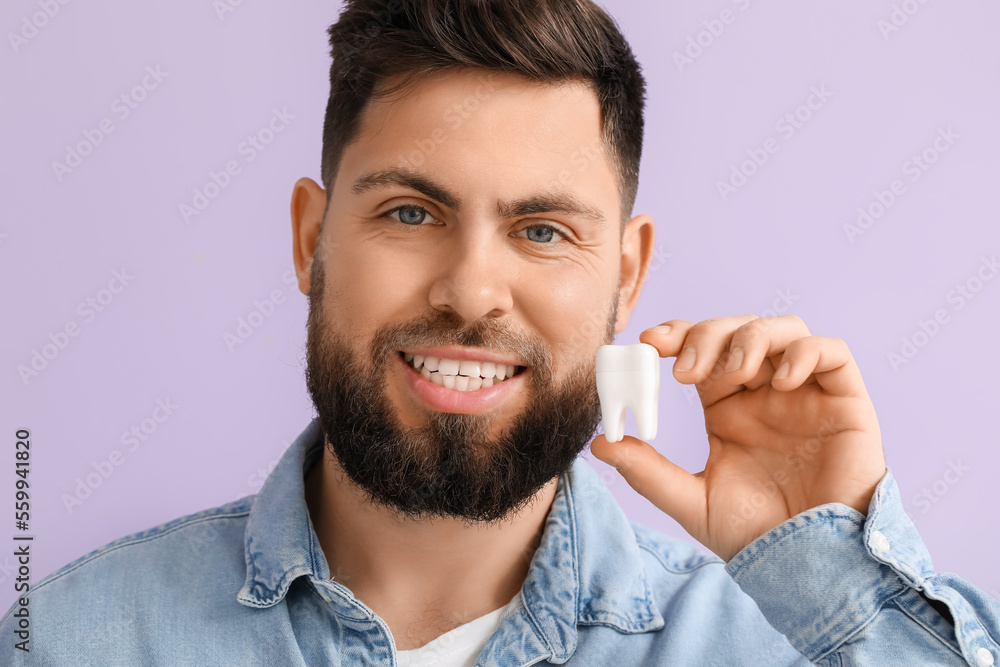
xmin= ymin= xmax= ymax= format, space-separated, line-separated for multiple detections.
xmin=596 ymin=343 xmax=660 ymax=443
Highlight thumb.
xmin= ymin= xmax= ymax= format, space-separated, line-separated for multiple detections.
xmin=589 ymin=434 xmax=706 ymax=530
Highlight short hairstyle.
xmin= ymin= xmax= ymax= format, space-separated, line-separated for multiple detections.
xmin=320 ymin=0 xmax=647 ymax=228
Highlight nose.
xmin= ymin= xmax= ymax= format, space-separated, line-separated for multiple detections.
xmin=428 ymin=228 xmax=514 ymax=323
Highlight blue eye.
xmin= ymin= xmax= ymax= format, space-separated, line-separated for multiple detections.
xmin=524 ymin=226 xmax=556 ymax=243
xmin=385 ymin=205 xmax=430 ymax=225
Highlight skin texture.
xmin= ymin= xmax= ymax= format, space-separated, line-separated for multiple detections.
xmin=291 ymin=69 xmax=654 ymax=649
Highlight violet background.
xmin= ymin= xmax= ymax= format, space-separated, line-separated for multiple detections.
xmin=2 ymin=0 xmax=999 ymax=615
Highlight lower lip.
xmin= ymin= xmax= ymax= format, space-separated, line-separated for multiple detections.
xmin=397 ymin=353 xmax=526 ymax=414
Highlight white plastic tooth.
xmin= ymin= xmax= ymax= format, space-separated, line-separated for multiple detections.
xmin=458 ymin=360 xmax=481 ymax=378
xmin=454 ymin=375 xmax=470 ymax=391
xmin=423 ymin=356 xmax=440 ymax=372
xmin=481 ymin=362 xmax=496 ymax=379
xmin=420 ymin=367 xmax=432 ymax=381
xmin=596 ymin=343 xmax=660 ymax=443
xmin=438 ymin=359 xmax=460 ymax=376
xmin=494 ymin=365 xmax=507 ymax=381
xmin=442 ymin=374 xmax=456 ymax=389
xmin=413 ymin=354 xmax=425 ymax=369
xmin=405 ymin=352 xmax=414 ymax=363
xmin=481 ymin=376 xmax=494 ymax=387
xmin=430 ymin=372 xmax=444 ymax=387
xmin=467 ymin=376 xmax=483 ymax=390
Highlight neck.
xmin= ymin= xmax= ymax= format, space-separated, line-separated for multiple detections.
xmin=304 ymin=444 xmax=558 ymax=650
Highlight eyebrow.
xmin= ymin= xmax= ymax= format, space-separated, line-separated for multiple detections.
xmin=351 ymin=167 xmax=607 ymax=228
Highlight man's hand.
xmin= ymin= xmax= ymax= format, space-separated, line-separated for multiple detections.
xmin=589 ymin=314 xmax=886 ymax=562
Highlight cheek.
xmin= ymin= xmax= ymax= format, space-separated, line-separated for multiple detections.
xmin=517 ymin=270 xmax=611 ymax=364
xmin=324 ymin=242 xmax=426 ymax=329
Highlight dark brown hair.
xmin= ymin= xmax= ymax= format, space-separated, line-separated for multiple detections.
xmin=321 ymin=0 xmax=646 ymax=226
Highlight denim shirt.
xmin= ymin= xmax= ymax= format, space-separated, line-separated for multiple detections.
xmin=3 ymin=418 xmax=998 ymax=665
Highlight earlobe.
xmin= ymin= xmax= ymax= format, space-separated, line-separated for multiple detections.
xmin=615 ymin=213 xmax=656 ymax=333
xmin=290 ymin=177 xmax=327 ymax=296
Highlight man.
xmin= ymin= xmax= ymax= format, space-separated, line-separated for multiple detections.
xmin=4 ymin=0 xmax=999 ymax=664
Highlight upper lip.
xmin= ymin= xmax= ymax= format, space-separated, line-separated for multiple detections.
xmin=401 ymin=346 xmax=525 ymax=367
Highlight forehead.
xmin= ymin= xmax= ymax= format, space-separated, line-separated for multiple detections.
xmin=337 ymin=69 xmax=617 ymax=207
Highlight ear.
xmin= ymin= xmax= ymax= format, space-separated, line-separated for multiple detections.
xmin=615 ymin=213 xmax=655 ymax=334
xmin=290 ymin=177 xmax=327 ymax=296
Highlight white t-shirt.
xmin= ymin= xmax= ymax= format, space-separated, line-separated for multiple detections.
xmin=395 ymin=592 xmax=522 ymax=667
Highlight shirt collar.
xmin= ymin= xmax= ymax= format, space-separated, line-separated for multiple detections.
xmin=238 ymin=418 xmax=665 ymax=658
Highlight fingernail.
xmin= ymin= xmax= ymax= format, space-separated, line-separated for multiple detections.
xmin=773 ymin=360 xmax=790 ymax=380
xmin=647 ymin=325 xmax=672 ymax=335
xmin=674 ymin=346 xmax=696 ymax=372
xmin=724 ymin=347 xmax=744 ymax=372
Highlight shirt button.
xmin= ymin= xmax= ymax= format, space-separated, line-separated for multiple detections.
xmin=977 ymin=647 xmax=995 ymax=666
xmin=871 ymin=530 xmax=891 ymax=553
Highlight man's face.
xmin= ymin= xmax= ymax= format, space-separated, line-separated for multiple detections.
xmin=299 ymin=69 xmax=649 ymax=523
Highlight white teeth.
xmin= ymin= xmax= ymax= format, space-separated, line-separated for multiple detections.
xmin=437 ymin=359 xmax=461 ymax=376
xmin=406 ymin=352 xmax=523 ymax=390
xmin=458 ymin=360 xmax=481 ymax=377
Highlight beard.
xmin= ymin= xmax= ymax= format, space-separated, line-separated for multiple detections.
xmin=304 ymin=255 xmax=618 ymax=524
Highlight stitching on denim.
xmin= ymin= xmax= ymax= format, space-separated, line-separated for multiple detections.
xmin=893 ymin=590 xmax=964 ymax=659
xmin=729 ymin=510 xmax=864 ymax=575
xmin=22 ymin=510 xmax=251 ymax=598
xmin=564 ymin=467 xmax=581 ymax=630
xmin=636 ymin=540 xmax=723 ymax=576
xmin=809 ymin=585 xmax=910 ymax=663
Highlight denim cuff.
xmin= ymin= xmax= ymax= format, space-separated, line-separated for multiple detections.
xmin=723 ymin=468 xmax=934 ymax=661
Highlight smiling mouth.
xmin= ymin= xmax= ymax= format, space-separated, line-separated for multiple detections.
xmin=399 ymin=352 xmax=527 ymax=391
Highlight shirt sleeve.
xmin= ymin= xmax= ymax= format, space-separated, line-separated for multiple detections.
xmin=723 ymin=467 xmax=1000 ymax=666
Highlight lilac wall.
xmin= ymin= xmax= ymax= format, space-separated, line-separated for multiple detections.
xmin=3 ymin=0 xmax=998 ymax=615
